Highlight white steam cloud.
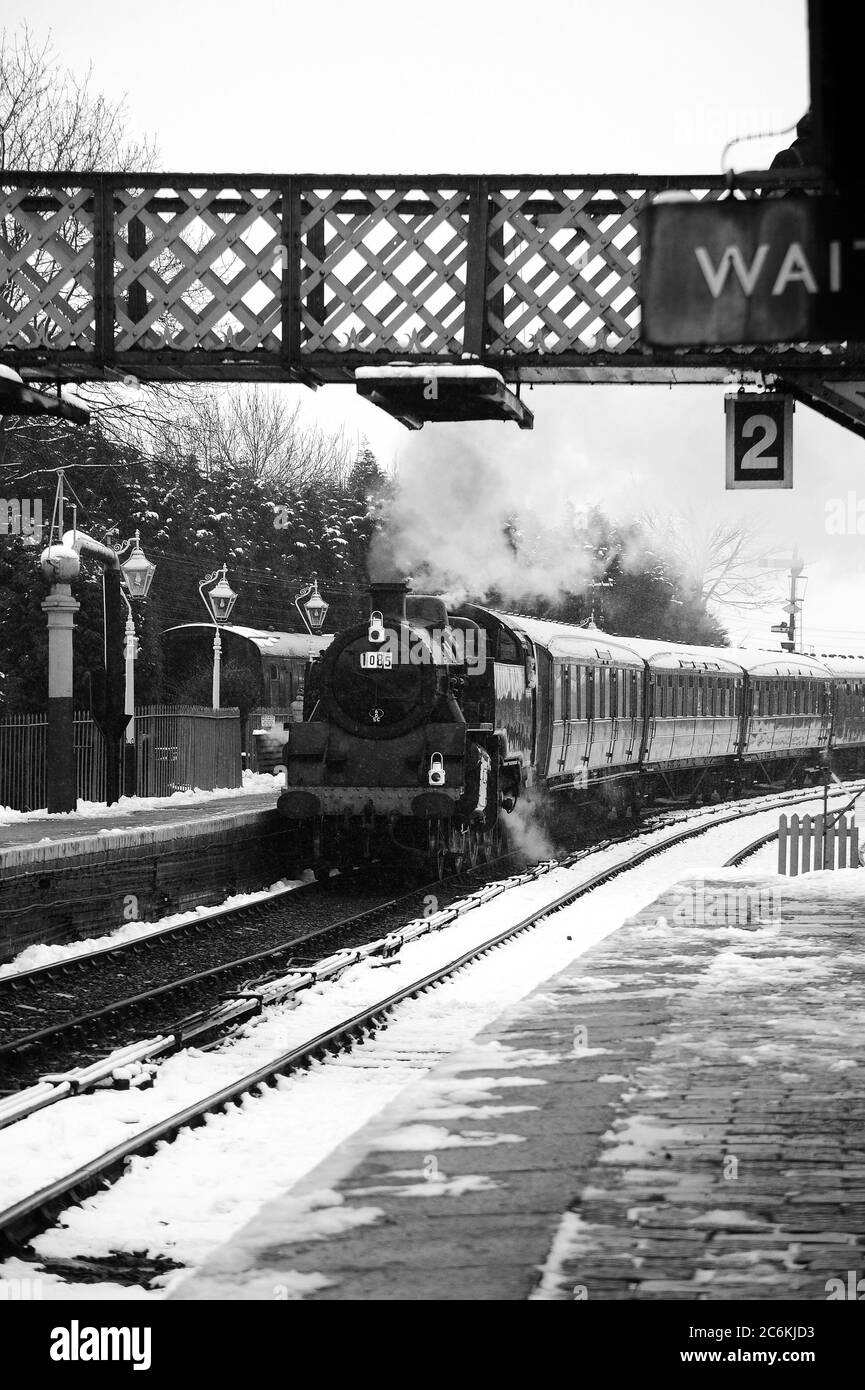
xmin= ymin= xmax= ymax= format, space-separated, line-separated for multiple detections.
xmin=369 ymin=434 xmax=603 ymax=605
xmin=504 ymin=790 xmax=559 ymax=863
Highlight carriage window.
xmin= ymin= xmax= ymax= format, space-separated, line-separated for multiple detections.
xmin=580 ymin=666 xmax=588 ymax=719
xmin=562 ymin=664 xmax=571 ymax=721
xmin=610 ymin=668 xmax=618 ymax=717
xmin=553 ymin=666 xmax=562 ymax=720
xmin=498 ymin=632 xmax=519 ymax=662
xmin=570 ymin=665 xmax=580 ymax=720
xmin=631 ymin=671 xmax=639 ymax=717
xmin=598 ymin=670 xmax=606 ymax=719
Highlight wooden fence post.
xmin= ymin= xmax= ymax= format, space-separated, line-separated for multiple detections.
xmin=823 ymin=814 xmax=835 ymax=870
xmin=789 ymin=813 xmax=800 ymax=876
xmin=778 ymin=814 xmax=788 ymax=874
xmin=803 ymin=814 xmax=814 ymax=873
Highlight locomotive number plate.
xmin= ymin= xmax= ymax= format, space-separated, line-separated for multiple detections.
xmin=360 ymin=650 xmax=393 ymax=669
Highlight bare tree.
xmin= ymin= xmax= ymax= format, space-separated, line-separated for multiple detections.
xmin=158 ymin=385 xmax=358 ymax=489
xmin=0 ymin=24 xmax=185 ymax=458
xmin=640 ymin=510 xmax=782 ymax=617
xmin=1 ymin=25 xmax=155 ymax=170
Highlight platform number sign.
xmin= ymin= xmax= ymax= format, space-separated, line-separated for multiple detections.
xmin=725 ymin=394 xmax=793 ymax=490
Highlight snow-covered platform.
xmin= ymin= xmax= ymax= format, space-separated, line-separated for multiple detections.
xmin=173 ymin=870 xmax=865 ymax=1301
xmin=0 ymin=778 xmax=290 ymax=961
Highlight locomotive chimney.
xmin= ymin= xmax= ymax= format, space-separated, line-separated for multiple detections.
xmin=369 ymin=579 xmax=409 ymax=623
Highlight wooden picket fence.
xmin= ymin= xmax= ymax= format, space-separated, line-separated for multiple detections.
xmin=135 ymin=705 xmax=241 ymax=798
xmin=0 ymin=705 xmax=242 ymax=810
xmin=777 ymin=812 xmax=860 ymax=875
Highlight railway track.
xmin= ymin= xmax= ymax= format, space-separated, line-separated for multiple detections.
xmin=0 ymin=780 xmax=857 ymax=1257
xmin=0 ymin=847 xmax=537 ymax=1093
xmin=0 ymin=782 xmax=845 ymax=1096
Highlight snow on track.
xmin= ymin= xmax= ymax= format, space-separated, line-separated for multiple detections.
xmin=0 ymin=791 xmax=847 ymax=1299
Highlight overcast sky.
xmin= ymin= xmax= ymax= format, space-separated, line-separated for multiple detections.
xmin=13 ymin=0 xmax=865 ymax=649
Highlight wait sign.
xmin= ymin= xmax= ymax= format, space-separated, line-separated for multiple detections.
xmin=641 ymin=195 xmax=865 ymax=345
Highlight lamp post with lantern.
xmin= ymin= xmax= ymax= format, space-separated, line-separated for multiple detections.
xmin=295 ymin=574 xmax=329 ymax=637
xmin=114 ymin=531 xmax=157 ymax=797
xmin=199 ymin=565 xmax=238 ymax=709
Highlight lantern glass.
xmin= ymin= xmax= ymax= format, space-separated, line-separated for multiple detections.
xmin=304 ymin=591 xmax=329 ymax=633
xmin=208 ymin=574 xmax=237 ymax=624
xmin=121 ymin=540 xmax=156 ymax=599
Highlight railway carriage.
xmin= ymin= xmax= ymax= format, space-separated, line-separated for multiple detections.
xmin=737 ymin=651 xmax=832 ymax=773
xmin=818 ymin=655 xmax=865 ymax=771
xmin=623 ymin=639 xmax=744 ymax=799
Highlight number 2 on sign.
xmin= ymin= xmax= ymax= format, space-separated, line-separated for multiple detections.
xmin=740 ymin=413 xmax=778 ymax=470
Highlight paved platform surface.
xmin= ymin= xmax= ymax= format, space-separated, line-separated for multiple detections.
xmin=174 ymin=872 xmax=865 ymax=1301
xmin=0 ymin=792 xmax=277 ymax=860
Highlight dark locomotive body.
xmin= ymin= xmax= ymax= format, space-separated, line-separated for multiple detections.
xmin=277 ymin=582 xmax=865 ymax=876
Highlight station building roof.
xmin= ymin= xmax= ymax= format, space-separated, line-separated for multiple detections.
xmin=162 ymin=623 xmax=333 ymax=658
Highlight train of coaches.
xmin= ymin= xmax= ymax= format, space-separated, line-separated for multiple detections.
xmin=275 ymin=581 xmax=865 ymax=875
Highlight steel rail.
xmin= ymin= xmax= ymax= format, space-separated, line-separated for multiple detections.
xmin=2 ymin=782 xmax=860 ymax=1109
xmin=0 ymin=782 xmax=853 ymax=1254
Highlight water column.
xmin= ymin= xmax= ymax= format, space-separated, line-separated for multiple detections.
xmin=39 ymin=544 xmax=81 ymax=812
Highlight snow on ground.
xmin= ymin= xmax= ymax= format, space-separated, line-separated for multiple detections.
xmin=2 ymin=791 xmax=854 ymax=1300
xmin=0 ymin=874 xmax=312 ymax=979
xmin=0 ymin=770 xmax=282 ymax=825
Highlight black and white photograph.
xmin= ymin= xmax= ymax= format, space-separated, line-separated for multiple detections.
xmin=0 ymin=0 xmax=863 ymax=1358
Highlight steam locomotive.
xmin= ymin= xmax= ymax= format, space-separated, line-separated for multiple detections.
xmin=277 ymin=579 xmax=865 ymax=878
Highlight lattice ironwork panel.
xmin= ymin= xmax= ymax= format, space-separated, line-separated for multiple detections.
xmin=113 ymin=185 xmax=284 ymax=352
xmin=486 ymin=184 xmax=732 ymax=354
xmin=300 ymin=185 xmax=471 ymax=354
xmin=0 ymin=171 xmax=826 ymax=380
xmin=0 ymin=182 xmax=95 ymax=350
